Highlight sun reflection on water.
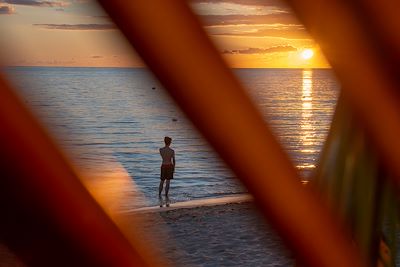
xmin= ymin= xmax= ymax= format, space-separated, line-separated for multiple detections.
xmin=299 ymin=69 xmax=316 ymax=171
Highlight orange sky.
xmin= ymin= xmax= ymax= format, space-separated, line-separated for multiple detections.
xmin=0 ymin=0 xmax=330 ymax=68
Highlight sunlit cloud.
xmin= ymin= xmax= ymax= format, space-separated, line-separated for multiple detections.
xmin=190 ymin=0 xmax=288 ymax=8
xmin=0 ymin=0 xmax=69 ymax=7
xmin=0 ymin=5 xmax=14 ymax=14
xmin=191 ymin=2 xmax=288 ymax=16
xmin=222 ymin=45 xmax=297 ymax=54
xmin=199 ymin=14 xmax=299 ymax=27
xmin=33 ymin=23 xmax=116 ymax=30
xmin=212 ymin=27 xmax=309 ymax=39
xmin=32 ymin=59 xmax=76 ymax=65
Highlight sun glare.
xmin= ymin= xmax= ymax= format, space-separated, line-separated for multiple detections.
xmin=301 ymin=49 xmax=314 ymax=60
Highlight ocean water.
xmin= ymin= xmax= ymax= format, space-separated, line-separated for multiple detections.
xmin=5 ymin=67 xmax=339 ymax=209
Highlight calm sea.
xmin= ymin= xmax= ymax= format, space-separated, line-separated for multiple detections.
xmin=5 ymin=67 xmax=339 ymax=209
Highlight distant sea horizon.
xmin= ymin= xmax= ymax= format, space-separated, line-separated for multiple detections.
xmin=5 ymin=67 xmax=339 ymax=209
xmin=3 ymin=65 xmax=333 ymax=70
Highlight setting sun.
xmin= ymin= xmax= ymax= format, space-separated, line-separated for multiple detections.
xmin=301 ymin=49 xmax=314 ymax=60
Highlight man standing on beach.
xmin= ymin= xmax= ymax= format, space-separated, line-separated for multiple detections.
xmin=159 ymin=136 xmax=175 ymax=200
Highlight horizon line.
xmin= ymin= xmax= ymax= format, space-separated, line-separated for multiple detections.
xmin=3 ymin=65 xmax=332 ymax=70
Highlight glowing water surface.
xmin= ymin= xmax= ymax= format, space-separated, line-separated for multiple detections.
xmin=8 ymin=67 xmax=339 ymax=209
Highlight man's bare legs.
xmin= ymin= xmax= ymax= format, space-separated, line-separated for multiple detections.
xmin=159 ymin=180 xmax=164 ymax=196
xmin=159 ymin=179 xmax=171 ymax=207
xmin=165 ymin=180 xmax=170 ymax=207
xmin=158 ymin=195 xmax=163 ymax=207
xmin=159 ymin=179 xmax=170 ymax=196
xmin=165 ymin=180 xmax=170 ymax=197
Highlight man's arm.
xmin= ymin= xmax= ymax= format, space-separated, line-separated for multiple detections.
xmin=172 ymin=151 xmax=176 ymax=167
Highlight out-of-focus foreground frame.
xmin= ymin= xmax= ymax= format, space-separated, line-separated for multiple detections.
xmin=0 ymin=0 xmax=399 ymax=267
xmin=0 ymin=73 xmax=158 ymax=266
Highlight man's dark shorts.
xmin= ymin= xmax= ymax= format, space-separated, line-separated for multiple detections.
xmin=160 ymin=164 xmax=174 ymax=180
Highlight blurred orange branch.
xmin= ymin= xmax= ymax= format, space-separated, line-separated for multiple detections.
xmin=0 ymin=74 xmax=157 ymax=266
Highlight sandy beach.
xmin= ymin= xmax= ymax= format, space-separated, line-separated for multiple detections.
xmin=0 ymin=196 xmax=293 ymax=267
xmin=133 ymin=196 xmax=294 ymax=267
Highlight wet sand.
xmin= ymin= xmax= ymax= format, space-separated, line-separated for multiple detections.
xmin=134 ymin=197 xmax=294 ymax=267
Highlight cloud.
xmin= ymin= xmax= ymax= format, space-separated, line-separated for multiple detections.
xmin=191 ymin=0 xmax=289 ymax=17
xmin=199 ymin=14 xmax=299 ymax=26
xmin=0 ymin=0 xmax=69 ymax=7
xmin=213 ymin=27 xmax=309 ymax=39
xmin=91 ymin=15 xmax=110 ymax=19
xmin=198 ymin=12 xmax=309 ymax=40
xmin=0 ymin=5 xmax=14 ymax=14
xmin=34 ymin=59 xmax=76 ymax=65
xmin=33 ymin=23 xmax=116 ymax=30
xmin=91 ymin=55 xmax=103 ymax=58
xmin=222 ymin=45 xmax=297 ymax=54
xmin=191 ymin=0 xmax=288 ymax=9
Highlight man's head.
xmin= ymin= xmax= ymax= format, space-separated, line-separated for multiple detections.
xmin=164 ymin=136 xmax=172 ymax=146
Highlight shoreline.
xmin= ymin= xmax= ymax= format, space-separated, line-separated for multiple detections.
xmin=127 ymin=194 xmax=253 ymax=214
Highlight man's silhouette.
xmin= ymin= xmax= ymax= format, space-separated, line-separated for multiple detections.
xmin=159 ymin=136 xmax=175 ymax=203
